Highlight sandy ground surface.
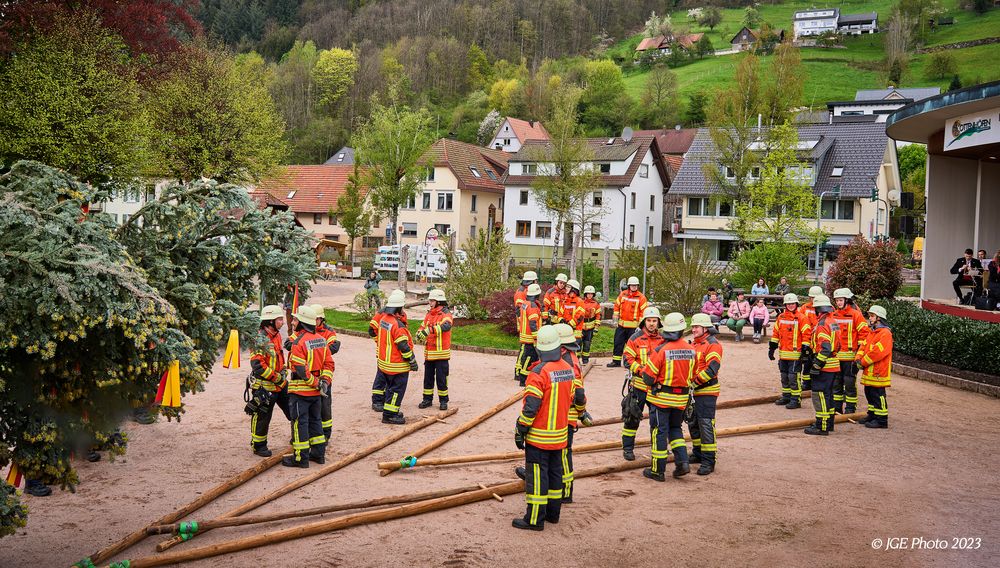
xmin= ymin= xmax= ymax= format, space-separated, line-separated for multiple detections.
xmin=7 ymin=280 xmax=1000 ymax=568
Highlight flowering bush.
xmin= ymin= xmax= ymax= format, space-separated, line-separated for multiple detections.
xmin=480 ymin=288 xmax=519 ymax=335
xmin=827 ymin=236 xmax=904 ymax=299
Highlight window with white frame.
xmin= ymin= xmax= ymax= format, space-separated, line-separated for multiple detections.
xmin=403 ymin=194 xmax=416 ymax=209
xmin=591 ymin=223 xmax=601 ymax=240
xmin=437 ymin=193 xmax=453 ymax=211
xmin=629 ymin=224 xmax=635 ymax=244
xmin=523 ymin=163 xmax=537 ymax=175
xmin=422 ymin=192 xmax=431 ymax=210
xmin=469 ymin=166 xmax=481 ymax=178
xmin=751 ymin=167 xmax=761 ymax=179
xmin=648 ymin=225 xmax=654 ymax=244
xmin=688 ymin=197 xmax=708 ymax=216
xmin=820 ymin=199 xmax=855 ymax=220
xmin=519 ymin=190 xmax=528 ymax=205
xmin=401 ymin=223 xmax=418 ymax=237
xmin=831 ymin=166 xmax=844 ymax=177
xmin=424 ymin=167 xmax=435 ymax=181
xmin=593 ymin=191 xmax=602 ymax=207
xmin=471 ymin=194 xmax=477 ymax=213
xmin=725 ymin=166 xmax=736 ymax=179
xmin=597 ymin=163 xmax=611 ymax=174
xmin=536 ymin=221 xmax=552 ymax=239
xmin=639 ymin=164 xmax=649 ymax=178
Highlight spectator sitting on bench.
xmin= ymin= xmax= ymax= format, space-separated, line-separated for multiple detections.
xmin=749 ymin=298 xmax=770 ymax=343
xmin=950 ymin=248 xmax=982 ymax=303
xmin=725 ymin=291 xmax=752 ymax=342
xmin=701 ymin=292 xmax=725 ymax=324
xmin=751 ymin=278 xmax=769 ymax=296
xmin=773 ymin=277 xmax=790 ymax=296
xmin=702 ymin=286 xmax=717 ymax=303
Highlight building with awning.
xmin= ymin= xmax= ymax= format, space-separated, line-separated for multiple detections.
xmin=886 ymin=81 xmax=1000 ymax=322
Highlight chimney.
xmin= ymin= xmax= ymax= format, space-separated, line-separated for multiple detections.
xmin=528 ymin=120 xmax=535 ymax=127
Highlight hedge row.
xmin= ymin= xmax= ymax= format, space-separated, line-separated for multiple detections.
xmin=877 ymin=299 xmax=1000 ymax=376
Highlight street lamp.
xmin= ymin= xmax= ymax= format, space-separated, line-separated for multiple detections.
xmin=815 ymin=186 xmax=840 ymax=283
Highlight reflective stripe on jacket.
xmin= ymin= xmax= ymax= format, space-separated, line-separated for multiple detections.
xmin=623 ymin=328 xmax=665 ymax=392
xmin=518 ymin=359 xmax=575 ymax=450
xmin=288 ymin=330 xmax=334 ymax=396
xmin=614 ymin=290 xmax=648 ymax=328
xmin=770 ymin=309 xmax=812 ymax=360
xmin=250 ymin=328 xmax=286 ymax=392
xmin=691 ymin=334 xmax=722 ymax=397
xmin=832 ymin=306 xmax=870 ymax=360
xmin=856 ymin=325 xmax=893 ymax=387
xmin=419 ymin=306 xmax=453 ymax=361
xmin=642 ymin=338 xmax=695 ymax=409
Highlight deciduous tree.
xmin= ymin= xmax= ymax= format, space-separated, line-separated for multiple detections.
xmin=313 ymin=47 xmax=358 ymax=115
xmin=336 ymin=165 xmax=373 ymax=265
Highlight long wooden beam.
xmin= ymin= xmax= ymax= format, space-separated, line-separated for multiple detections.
xmin=581 ymin=392 xmax=813 ymax=428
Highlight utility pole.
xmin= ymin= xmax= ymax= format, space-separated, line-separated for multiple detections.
xmin=642 ymin=215 xmax=650 ymax=292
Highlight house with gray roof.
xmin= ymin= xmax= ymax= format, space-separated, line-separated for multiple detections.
xmin=669 ymin=120 xmax=902 ymax=266
xmin=323 ymin=146 xmax=354 ymax=165
xmin=827 ymin=86 xmax=942 ymax=122
xmin=837 ymin=12 xmax=878 ymax=35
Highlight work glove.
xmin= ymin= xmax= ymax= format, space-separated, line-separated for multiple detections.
xmin=415 ymin=330 xmax=427 ymax=343
xmin=800 ymin=345 xmax=812 ymax=359
xmin=579 ymin=411 xmax=594 ymax=427
xmin=809 ymin=365 xmax=821 ymax=379
xmin=409 ymin=359 xmax=419 ymax=372
xmin=514 ymin=431 xmax=525 ymax=450
xmin=329 ymin=340 xmax=341 ymax=354
xmin=612 ymin=315 xmax=620 ymax=327
xmin=319 ymin=381 xmax=331 ymax=398
xmin=768 ymin=344 xmax=777 ymax=361
xmin=641 ymin=370 xmax=657 ymax=388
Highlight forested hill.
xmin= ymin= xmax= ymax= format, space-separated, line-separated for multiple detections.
xmin=197 ymin=0 xmax=660 ymax=63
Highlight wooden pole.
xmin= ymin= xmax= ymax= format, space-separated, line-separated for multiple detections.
xmin=145 ymin=484 xmax=484 ymax=535
xmin=581 ymin=392 xmax=813 ymax=428
xmin=375 ymin=411 xmax=865 ymax=471
xmin=378 ymin=363 xmax=594 ymax=476
xmin=109 ymin=461 xmax=654 ymax=568
xmin=83 ymin=445 xmax=290 ymax=567
xmin=155 ymin=407 xmax=457 ymax=552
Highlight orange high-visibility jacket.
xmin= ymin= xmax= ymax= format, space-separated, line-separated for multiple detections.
xmin=642 ymin=338 xmax=695 ymax=409
xmin=832 ymin=305 xmax=870 ymax=360
xmin=580 ymin=297 xmax=602 ymax=330
xmin=288 ymin=330 xmax=335 ymax=396
xmin=418 ymin=306 xmax=453 ymax=361
xmin=517 ymin=300 xmax=542 ymax=344
xmin=624 ymin=328 xmax=666 ymax=392
xmin=372 ymin=313 xmax=415 ymax=374
xmin=518 ymin=358 xmax=577 ymax=450
xmin=770 ymin=308 xmax=812 ymax=360
xmin=614 ymin=289 xmax=648 ymax=328
xmin=810 ymin=313 xmax=843 ymax=373
xmin=315 ymin=323 xmax=338 ymax=371
xmin=561 ymin=293 xmax=586 ymax=338
xmin=801 ymin=301 xmax=817 ymax=329
xmin=855 ymin=325 xmax=893 ymax=388
xmin=543 ymin=286 xmax=568 ymax=323
xmin=250 ymin=327 xmax=286 ymax=392
xmin=513 ymin=286 xmax=528 ymax=309
xmin=561 ymin=349 xmax=587 ymax=426
xmin=691 ymin=334 xmax=723 ymax=397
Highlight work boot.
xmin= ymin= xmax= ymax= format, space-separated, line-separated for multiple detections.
xmin=439 ymin=401 xmax=448 ymax=411
xmin=774 ymin=395 xmax=791 ymax=406
xmin=281 ymin=455 xmax=309 ymax=468
xmin=697 ymin=462 xmax=715 ymax=476
xmin=131 ymin=407 xmax=156 ymax=425
xmin=309 ymin=451 xmax=326 ymax=464
xmin=561 ymin=494 xmax=572 ymax=504
xmin=673 ymin=462 xmax=691 ymax=478
xmin=512 ymin=518 xmax=544 ymax=531
xmin=785 ymin=398 xmax=801 ymax=409
xmin=371 ymin=403 xmax=384 ymax=412
xmin=803 ymin=425 xmax=828 ymax=436
xmin=858 ymin=414 xmax=875 ymax=425
xmin=253 ymin=446 xmax=272 ymax=458
xmin=865 ymin=420 xmax=888 ymax=429
xmin=581 ymin=357 xmax=589 ymax=365
xmin=418 ymin=399 xmax=433 ymax=409
xmin=606 ymin=361 xmax=621 ymax=368
xmin=642 ymin=467 xmax=665 ymax=482
xmin=622 ymin=448 xmax=635 ymax=461
xmin=689 ymin=452 xmax=702 ymax=464
xmin=515 ymin=466 xmax=526 ymax=480
xmin=25 ymin=479 xmax=52 ymax=497
xmin=86 ymin=450 xmax=102 ymax=463
xmin=845 ymin=404 xmax=857 ymax=414
xmin=382 ymin=413 xmax=406 ymax=425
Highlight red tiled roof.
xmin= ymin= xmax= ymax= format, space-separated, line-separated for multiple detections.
xmin=504 ymin=118 xmax=549 ymax=143
xmin=677 ymin=33 xmax=704 ymax=50
xmin=636 ymin=36 xmax=665 ymax=51
xmin=249 ymin=190 xmax=288 ymax=210
xmin=665 ymin=155 xmax=684 ymax=174
xmin=635 ymin=128 xmax=698 ymax=155
xmin=635 ymin=33 xmax=704 ymax=51
xmin=424 ymin=139 xmax=510 ymax=194
xmin=256 ymin=165 xmax=365 ymax=214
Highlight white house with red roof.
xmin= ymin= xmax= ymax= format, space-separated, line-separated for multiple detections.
xmin=487 ymin=117 xmax=550 ymax=153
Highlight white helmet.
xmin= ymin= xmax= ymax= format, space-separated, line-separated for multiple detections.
xmin=663 ymin=312 xmax=686 ymax=332
xmin=527 ymin=283 xmax=542 ymax=296
xmin=690 ymin=313 xmax=714 ymax=328
xmin=868 ymin=305 xmax=887 ymax=321
xmin=536 ymin=326 xmax=561 ymax=352
xmin=783 ymin=293 xmax=799 ymax=305
xmin=386 ymin=289 xmax=406 ymax=308
xmin=523 ymin=270 xmax=538 ymax=281
xmin=429 ymin=289 xmax=447 ymax=302
xmin=555 ymin=323 xmax=577 ymax=348
xmin=293 ymin=305 xmax=316 ymax=323
xmin=627 ymin=276 xmax=640 ymax=286
xmin=567 ymin=279 xmax=581 ymax=292
xmin=642 ymin=306 xmax=662 ymax=320
xmin=833 ymin=287 xmax=854 ymax=299
xmin=309 ymin=304 xmax=325 ymax=320
xmin=812 ymin=294 xmax=832 ymax=309
xmin=808 ymin=286 xmax=824 ymax=297
xmin=583 ymin=285 xmax=596 ymax=295
xmin=555 ymin=273 xmax=568 ymax=283
xmin=259 ymin=305 xmax=284 ymax=322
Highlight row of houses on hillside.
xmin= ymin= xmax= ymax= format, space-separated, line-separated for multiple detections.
xmin=793 ymin=8 xmax=878 ymax=38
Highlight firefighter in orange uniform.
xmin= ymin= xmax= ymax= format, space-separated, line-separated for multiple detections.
xmin=554 ymin=323 xmax=591 ymax=503
xmin=284 ymin=305 xmax=334 ymax=467
xmin=798 ymin=285 xmax=823 ymax=393
xmin=514 ymin=270 xmax=538 ymax=309
xmin=804 ymin=295 xmax=842 ymax=436
xmin=639 ymin=312 xmax=695 ymax=480
xmin=620 ymin=307 xmax=666 ymax=461
xmin=543 ymin=273 xmax=569 ymax=324
xmin=515 ymin=284 xmax=543 ymax=386
xmin=579 ymin=285 xmax=601 ymax=365
xmin=311 ymin=304 xmax=341 ymax=442
xmin=415 ymin=289 xmax=453 ymax=411
xmin=688 ymin=313 xmax=722 ymax=475
xmin=608 ymin=276 xmax=647 ymax=367
xmin=248 ymin=305 xmax=290 ymax=457
xmin=856 ymin=305 xmax=893 ymax=429
xmin=768 ymin=293 xmax=812 ymax=410
xmin=831 ymin=288 xmax=870 ymax=414
xmin=368 ymin=289 xmax=418 ymax=425
xmin=561 ymin=279 xmax=584 ymax=346
xmin=512 ymin=326 xmax=582 ymax=531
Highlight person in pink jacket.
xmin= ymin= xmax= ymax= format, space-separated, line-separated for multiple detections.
xmin=749 ymin=298 xmax=770 ymax=343
xmin=725 ymin=292 xmax=752 ymax=341
xmin=701 ymin=292 xmax=725 ymax=324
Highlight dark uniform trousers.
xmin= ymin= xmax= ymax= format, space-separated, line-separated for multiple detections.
xmin=864 ymin=386 xmax=889 ymax=426
xmin=320 ymin=390 xmax=333 ymax=443
xmin=561 ymin=427 xmax=575 ymax=500
xmin=833 ymin=360 xmax=859 ymax=411
xmin=810 ymin=371 xmax=837 ymax=432
xmin=611 ymin=326 xmax=631 ymax=363
xmin=687 ymin=395 xmax=717 ymax=466
xmin=621 ymin=388 xmax=648 ymax=451
xmin=422 ymin=360 xmax=449 ymax=403
xmin=580 ymin=329 xmax=594 ymax=359
xmin=289 ymin=393 xmax=325 ymax=463
xmin=516 ymin=344 xmax=539 ymax=386
xmin=382 ymin=371 xmax=409 ymax=419
xmin=650 ymin=404 xmax=687 ymax=474
xmin=522 ymin=443 xmax=564 ymax=527
xmin=778 ymin=359 xmax=801 ymax=400
xmin=250 ymin=386 xmax=290 ymax=450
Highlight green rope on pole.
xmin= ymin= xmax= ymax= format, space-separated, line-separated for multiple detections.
xmin=179 ymin=520 xmax=200 ymax=535
xmin=74 ymin=558 xmax=96 ymax=568
xmin=109 ymin=561 xmax=131 ymax=568
xmin=400 ymin=455 xmax=417 ymax=469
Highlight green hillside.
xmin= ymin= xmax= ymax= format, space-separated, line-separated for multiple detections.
xmin=619 ymin=0 xmax=1000 ymax=111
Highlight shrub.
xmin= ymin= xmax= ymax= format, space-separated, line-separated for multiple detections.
xmin=827 ymin=236 xmax=903 ymax=299
xmin=647 ymin=244 xmax=721 ymax=314
xmin=854 ymin=298 xmax=1000 ymax=376
xmin=925 ymin=52 xmax=957 ymax=80
xmin=444 ymin=228 xmax=517 ymax=320
xmin=352 ymin=290 xmax=385 ymax=321
xmin=731 ymin=241 xmax=808 ymax=290
xmin=479 ymin=288 xmax=519 ymax=335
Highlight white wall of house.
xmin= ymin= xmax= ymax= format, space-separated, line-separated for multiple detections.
xmin=395 ymin=166 xmax=505 ymax=245
xmin=838 ymin=21 xmax=877 ymax=35
xmin=793 ymin=11 xmax=838 ymax=38
xmin=100 ymin=180 xmax=168 ymax=224
xmin=831 ymin=103 xmax=905 ymax=121
xmin=489 ymin=119 xmax=525 ymax=152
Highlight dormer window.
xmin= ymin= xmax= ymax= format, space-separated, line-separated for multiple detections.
xmin=725 ymin=166 xmax=736 ymax=179
xmin=597 ymin=163 xmax=611 ymax=174
xmin=831 ymin=166 xmax=844 ymax=177
xmin=523 ymin=163 xmax=537 ymax=175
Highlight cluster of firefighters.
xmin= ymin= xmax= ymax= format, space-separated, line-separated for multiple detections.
xmin=243 ymin=270 xmax=894 ymax=532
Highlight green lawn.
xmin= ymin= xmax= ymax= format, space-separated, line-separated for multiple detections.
xmin=324 ymin=309 xmax=617 ymax=353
